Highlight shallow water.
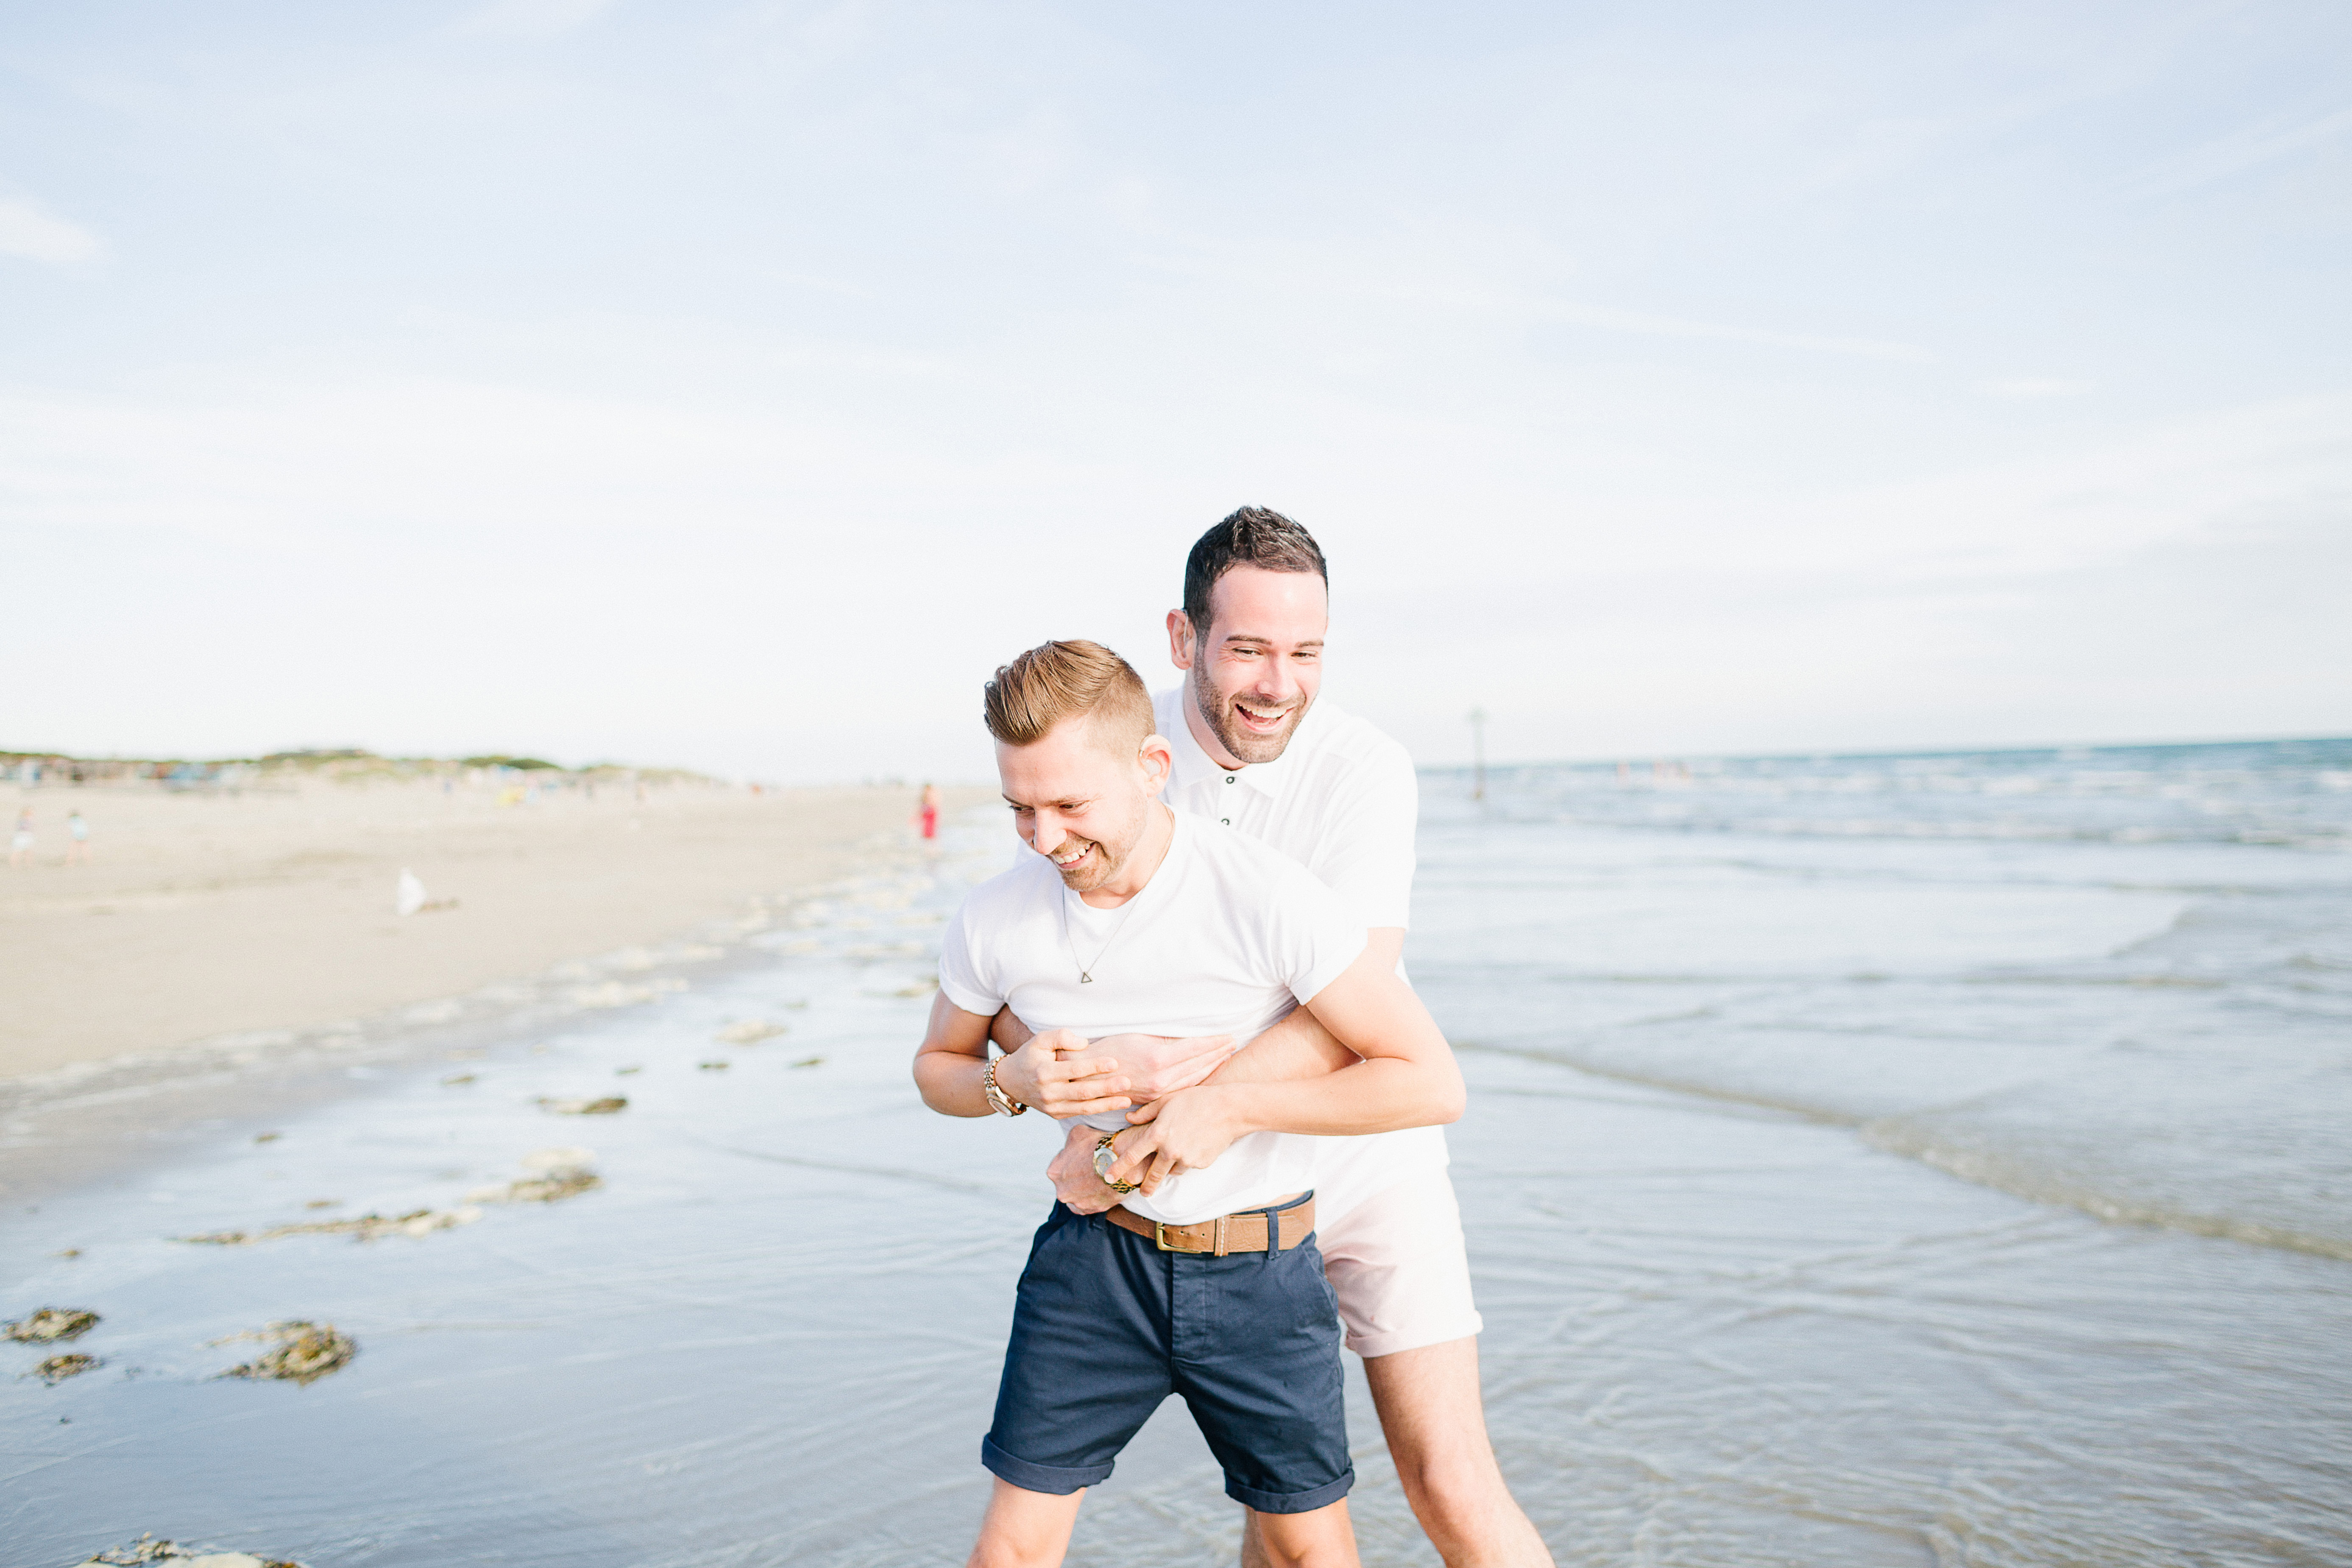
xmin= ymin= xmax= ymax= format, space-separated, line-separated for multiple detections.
xmin=1422 ymin=740 xmax=2352 ymax=1260
xmin=5 ymin=741 xmax=2349 ymax=1566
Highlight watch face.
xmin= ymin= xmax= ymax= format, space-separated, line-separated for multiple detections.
xmin=1092 ymin=1145 xmax=1135 ymax=1192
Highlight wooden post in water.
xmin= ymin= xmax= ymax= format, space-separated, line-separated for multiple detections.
xmin=1469 ymin=706 xmax=1487 ymax=801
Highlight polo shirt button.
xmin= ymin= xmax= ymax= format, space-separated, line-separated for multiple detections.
xmin=1225 ymin=775 xmax=1235 ymax=783
xmin=1220 ymin=818 xmax=1230 ymax=825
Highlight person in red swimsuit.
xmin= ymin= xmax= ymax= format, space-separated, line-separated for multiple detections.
xmin=917 ymin=781 xmax=941 ymax=841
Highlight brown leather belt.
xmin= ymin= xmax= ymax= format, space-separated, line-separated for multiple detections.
xmin=1104 ymin=1195 xmax=1314 ymax=1256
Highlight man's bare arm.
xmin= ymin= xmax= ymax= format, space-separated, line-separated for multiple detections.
xmin=989 ymin=1006 xmax=1034 ymax=1054
xmin=1189 ymin=927 xmax=1404 ymax=1089
xmin=984 ymin=1005 xmax=1131 ymax=1119
xmin=988 ymin=933 xmax=1411 ymax=1104
xmin=911 ymin=991 xmax=1002 ymax=1117
xmin=1105 ymin=941 xmax=1463 ymax=1189
xmin=1020 ymin=930 xmax=1403 ymax=1209
xmin=988 ymin=1005 xmax=1237 ymax=1117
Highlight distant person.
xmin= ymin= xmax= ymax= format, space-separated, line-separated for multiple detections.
xmin=65 ymin=810 xmax=90 ymax=865
xmin=917 ymin=781 xmax=942 ymax=841
xmin=9 ymin=807 xmax=31 ymax=868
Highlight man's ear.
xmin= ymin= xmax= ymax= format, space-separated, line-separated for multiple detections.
xmin=1165 ymin=609 xmax=1195 ymax=671
xmin=1137 ymin=734 xmax=1175 ymax=796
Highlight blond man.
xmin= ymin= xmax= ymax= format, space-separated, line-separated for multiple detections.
xmin=915 ymin=639 xmax=1464 ymax=1568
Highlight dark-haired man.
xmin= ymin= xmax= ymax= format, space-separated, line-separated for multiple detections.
xmin=988 ymin=510 xmax=1553 ymax=1568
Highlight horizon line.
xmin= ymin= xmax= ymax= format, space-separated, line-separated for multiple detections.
xmin=1424 ymin=731 xmax=2352 ymax=773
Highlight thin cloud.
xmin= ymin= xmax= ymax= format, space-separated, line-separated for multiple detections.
xmin=1539 ymin=301 xmax=1936 ymax=365
xmin=0 ymin=194 xmax=103 ymax=265
xmin=454 ymin=0 xmax=620 ymax=41
xmin=1980 ymin=377 xmax=2097 ymax=399
xmin=2120 ymin=103 xmax=2352 ymax=200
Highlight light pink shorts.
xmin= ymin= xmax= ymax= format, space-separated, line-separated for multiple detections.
xmin=1315 ymin=1169 xmax=1483 ymax=1359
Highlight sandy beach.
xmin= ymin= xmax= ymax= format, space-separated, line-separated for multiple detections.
xmin=0 ymin=775 xmax=975 ymax=1084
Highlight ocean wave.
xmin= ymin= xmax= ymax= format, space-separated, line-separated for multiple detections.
xmin=1864 ymin=1058 xmax=2352 ymax=1263
xmin=1546 ymin=812 xmax=2352 ymax=849
xmin=1453 ymin=1026 xmax=2352 ymax=1264
xmin=1426 ymin=736 xmax=2352 ymax=853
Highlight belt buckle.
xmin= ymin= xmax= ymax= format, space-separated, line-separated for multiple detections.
xmin=1152 ymin=1217 xmax=1227 ymax=1255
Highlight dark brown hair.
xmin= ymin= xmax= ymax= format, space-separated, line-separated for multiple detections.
xmin=983 ymin=640 xmax=1155 ymax=753
xmin=1182 ymin=507 xmax=1329 ymax=637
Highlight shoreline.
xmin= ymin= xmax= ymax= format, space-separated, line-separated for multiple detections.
xmin=0 ymin=777 xmax=988 ymax=1200
xmin=1 ymin=777 xmax=979 ymax=1082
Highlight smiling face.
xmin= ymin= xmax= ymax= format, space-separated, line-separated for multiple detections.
xmin=1167 ymin=564 xmax=1329 ymax=768
xmin=997 ymin=713 xmax=1175 ymax=898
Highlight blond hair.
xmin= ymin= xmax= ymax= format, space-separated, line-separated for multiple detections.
xmin=984 ymin=640 xmax=1155 ymax=755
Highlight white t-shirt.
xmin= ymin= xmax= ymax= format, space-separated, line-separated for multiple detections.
xmin=1156 ymin=685 xmax=1448 ymax=1222
xmin=939 ymin=809 xmax=1368 ymax=1227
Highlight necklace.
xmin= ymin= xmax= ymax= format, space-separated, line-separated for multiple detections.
xmin=1059 ymin=888 xmax=1139 ymax=984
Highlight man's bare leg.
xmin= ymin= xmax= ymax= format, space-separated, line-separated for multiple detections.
xmin=1367 ymin=1339 xmax=1551 ymax=1566
xmin=969 ymin=1478 xmax=1087 ymax=1568
xmin=1244 ymin=1339 xmax=1549 ymax=1568
xmin=1243 ymin=1498 xmax=1364 ymax=1568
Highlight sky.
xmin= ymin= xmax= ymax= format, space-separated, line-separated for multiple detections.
xmin=2 ymin=0 xmax=2346 ymax=782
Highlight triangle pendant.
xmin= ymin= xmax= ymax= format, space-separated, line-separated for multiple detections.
xmin=1079 ymin=972 xmax=1093 ymax=983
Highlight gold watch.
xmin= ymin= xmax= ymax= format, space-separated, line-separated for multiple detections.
xmin=982 ymin=1056 xmax=1028 ymax=1117
xmin=1093 ymin=1132 xmax=1139 ymax=1194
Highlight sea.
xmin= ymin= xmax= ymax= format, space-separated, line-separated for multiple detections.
xmin=4 ymin=738 xmax=2349 ymax=1567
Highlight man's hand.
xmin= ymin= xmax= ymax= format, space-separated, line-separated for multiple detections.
xmin=1104 ymin=1086 xmax=1247 ymax=1195
xmin=992 ymin=1029 xmax=1236 ymax=1118
xmin=990 ymin=1028 xmax=1133 ymax=1119
xmin=1085 ymin=1032 xmax=1237 ymax=1100
xmin=1045 ymin=1121 xmax=1123 ymax=1214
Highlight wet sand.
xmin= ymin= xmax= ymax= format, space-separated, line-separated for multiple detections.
xmin=0 ymin=777 xmax=975 ymax=1083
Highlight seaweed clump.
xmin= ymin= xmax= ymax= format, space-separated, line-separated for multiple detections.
xmin=75 ymin=1533 xmax=300 ymax=1566
xmin=36 ymin=1353 xmax=102 ymax=1383
xmin=220 ymin=1321 xmax=355 ymax=1385
xmin=467 ymin=1148 xmax=603 ymax=1204
xmin=6 ymin=1306 xmax=99 ymax=1342
xmin=538 ymin=1096 xmax=627 ymax=1115
xmin=481 ymin=1167 xmax=601 ymax=1203
xmin=178 ymin=1207 xmax=482 ymax=1246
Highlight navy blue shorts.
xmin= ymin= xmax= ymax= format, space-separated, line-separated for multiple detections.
xmin=981 ymin=1195 xmax=1353 ymax=1515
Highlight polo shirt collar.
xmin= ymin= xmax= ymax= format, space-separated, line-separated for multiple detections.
xmin=1163 ymin=691 xmax=1320 ymax=801
xmin=1162 ymin=696 xmax=1226 ymax=793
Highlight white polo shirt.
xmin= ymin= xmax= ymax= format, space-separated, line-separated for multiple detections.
xmin=939 ymin=809 xmax=1368 ymax=1228
xmin=1155 ymin=685 xmax=1449 ymax=1221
